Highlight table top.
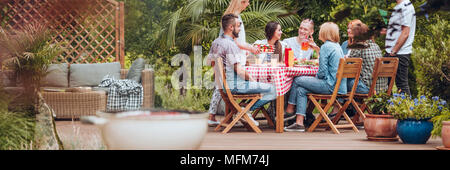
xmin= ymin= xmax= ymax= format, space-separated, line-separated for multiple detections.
xmin=246 ymin=65 xmax=319 ymax=96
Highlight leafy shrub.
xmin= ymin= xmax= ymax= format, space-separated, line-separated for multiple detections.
xmin=431 ymin=110 xmax=450 ymax=138
xmin=412 ymin=13 xmax=450 ymax=101
xmin=154 ymin=77 xmax=212 ymax=112
xmin=365 ymin=92 xmax=391 ymax=115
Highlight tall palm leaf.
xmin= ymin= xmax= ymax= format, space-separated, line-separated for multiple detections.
xmin=159 ymin=0 xmax=300 ymax=51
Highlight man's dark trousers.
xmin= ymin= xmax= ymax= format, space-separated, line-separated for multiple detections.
xmin=385 ymin=53 xmax=411 ymax=95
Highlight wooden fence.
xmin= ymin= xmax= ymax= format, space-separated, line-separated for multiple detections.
xmin=0 ymin=0 xmax=125 ymax=67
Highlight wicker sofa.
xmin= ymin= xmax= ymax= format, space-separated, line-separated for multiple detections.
xmin=1 ymin=62 xmax=155 ymax=119
xmin=42 ymin=68 xmax=154 ymax=119
xmin=42 ymin=69 xmax=154 ymax=119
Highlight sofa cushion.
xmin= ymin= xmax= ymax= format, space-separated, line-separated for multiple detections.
xmin=42 ymin=63 xmax=69 ymax=87
xmin=126 ymin=58 xmax=146 ymax=83
xmin=70 ymin=62 xmax=121 ymax=87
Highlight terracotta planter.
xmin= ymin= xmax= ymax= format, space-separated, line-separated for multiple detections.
xmin=443 ymin=121 xmax=450 ymax=148
xmin=364 ymin=114 xmax=398 ymax=141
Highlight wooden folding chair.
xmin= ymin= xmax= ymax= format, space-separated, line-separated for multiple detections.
xmin=217 ymin=91 xmax=274 ymax=129
xmin=212 ymin=57 xmax=272 ymax=133
xmin=307 ymin=58 xmax=363 ymax=134
xmin=350 ymin=57 xmax=399 ymax=123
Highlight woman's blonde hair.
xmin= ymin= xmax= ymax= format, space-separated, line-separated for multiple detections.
xmin=319 ymin=22 xmax=340 ymax=43
xmin=224 ymin=0 xmax=248 ymax=15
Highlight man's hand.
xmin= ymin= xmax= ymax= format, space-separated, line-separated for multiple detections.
xmin=390 ymin=26 xmax=410 ymax=57
xmin=251 ymin=46 xmax=261 ymax=54
xmin=308 ymin=37 xmax=320 ymax=54
xmin=380 ymin=28 xmax=387 ymax=35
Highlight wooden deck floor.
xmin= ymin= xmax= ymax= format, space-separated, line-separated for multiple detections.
xmin=55 ymin=120 xmax=443 ymax=150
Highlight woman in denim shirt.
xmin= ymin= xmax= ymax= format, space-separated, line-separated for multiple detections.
xmin=284 ymin=22 xmax=347 ymax=132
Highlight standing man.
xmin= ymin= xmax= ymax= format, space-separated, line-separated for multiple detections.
xmin=384 ymin=0 xmax=416 ymax=95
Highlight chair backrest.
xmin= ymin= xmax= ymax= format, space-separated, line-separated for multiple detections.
xmin=329 ymin=58 xmax=363 ymax=104
xmin=215 ymin=57 xmax=241 ymax=109
xmin=368 ymin=57 xmax=399 ymax=96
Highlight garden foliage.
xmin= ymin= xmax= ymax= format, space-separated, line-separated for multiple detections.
xmin=121 ymin=0 xmax=447 ymax=111
xmin=412 ymin=13 xmax=450 ymax=101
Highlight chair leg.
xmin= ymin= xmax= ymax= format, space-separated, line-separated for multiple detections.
xmin=332 ymin=100 xmax=350 ymax=125
xmin=333 ymin=100 xmax=359 ymax=133
xmin=341 ymin=109 xmax=359 ymax=133
xmin=261 ymin=108 xmax=275 ymax=128
xmin=354 ymin=100 xmax=367 ymax=119
xmin=215 ymin=109 xmax=235 ymax=131
xmin=242 ymin=112 xmax=262 ymax=133
xmin=307 ymin=96 xmax=340 ymax=134
xmin=252 ymin=108 xmax=260 ymax=118
xmin=222 ymin=98 xmax=261 ymax=133
xmin=351 ymin=100 xmax=366 ymax=124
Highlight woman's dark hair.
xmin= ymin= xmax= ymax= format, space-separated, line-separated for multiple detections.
xmin=348 ymin=23 xmax=370 ymax=49
xmin=265 ymin=21 xmax=283 ymax=61
xmin=351 ymin=23 xmax=370 ymax=42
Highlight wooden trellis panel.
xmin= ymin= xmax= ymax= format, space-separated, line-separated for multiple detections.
xmin=0 ymin=0 xmax=125 ymax=67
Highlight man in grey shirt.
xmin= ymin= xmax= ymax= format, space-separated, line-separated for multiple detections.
xmin=208 ymin=14 xmax=276 ymax=126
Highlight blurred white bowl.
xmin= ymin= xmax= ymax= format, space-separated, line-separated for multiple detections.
xmin=81 ymin=110 xmax=208 ymax=150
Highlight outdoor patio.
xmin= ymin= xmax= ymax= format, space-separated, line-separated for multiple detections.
xmin=55 ymin=116 xmax=443 ymax=150
xmin=0 ymin=0 xmax=448 ymax=152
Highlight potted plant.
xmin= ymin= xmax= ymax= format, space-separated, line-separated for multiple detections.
xmin=0 ymin=23 xmax=65 ymax=149
xmin=364 ymin=92 xmax=398 ymax=141
xmin=388 ymin=94 xmax=446 ymax=144
xmin=430 ymin=99 xmax=450 ymax=149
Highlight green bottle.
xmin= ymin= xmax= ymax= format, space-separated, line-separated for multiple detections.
xmin=312 ymin=50 xmax=318 ymax=59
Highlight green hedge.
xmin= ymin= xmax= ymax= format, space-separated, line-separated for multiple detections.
xmin=412 ymin=13 xmax=450 ymax=100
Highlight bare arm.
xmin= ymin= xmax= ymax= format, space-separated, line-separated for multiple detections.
xmin=235 ymin=40 xmax=260 ymax=54
xmin=234 ymin=63 xmax=255 ymax=81
xmin=308 ymin=36 xmax=320 ymax=57
xmin=390 ymin=26 xmax=410 ymax=55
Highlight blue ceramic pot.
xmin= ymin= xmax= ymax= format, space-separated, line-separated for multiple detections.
xmin=397 ymin=118 xmax=433 ymax=144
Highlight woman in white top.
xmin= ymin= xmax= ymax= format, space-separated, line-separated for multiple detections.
xmin=283 ymin=19 xmax=320 ymax=60
xmin=253 ymin=21 xmax=287 ymax=62
xmin=208 ymin=0 xmax=259 ymax=125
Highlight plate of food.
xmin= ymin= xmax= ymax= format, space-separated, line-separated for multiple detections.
xmin=250 ymin=63 xmax=286 ymax=67
xmin=293 ymin=64 xmax=312 ymax=68
xmin=249 ymin=64 xmax=270 ymax=67
xmin=294 ymin=58 xmax=319 ymax=66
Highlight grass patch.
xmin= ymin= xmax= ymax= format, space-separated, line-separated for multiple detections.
xmin=0 ymin=111 xmax=35 ymax=150
xmin=154 ymin=76 xmax=212 ymax=112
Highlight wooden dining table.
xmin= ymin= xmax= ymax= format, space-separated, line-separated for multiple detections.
xmin=246 ymin=65 xmax=319 ymax=133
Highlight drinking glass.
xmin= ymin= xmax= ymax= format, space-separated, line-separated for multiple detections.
xmin=270 ymin=53 xmax=279 ymax=67
xmin=301 ymin=41 xmax=309 ymax=51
